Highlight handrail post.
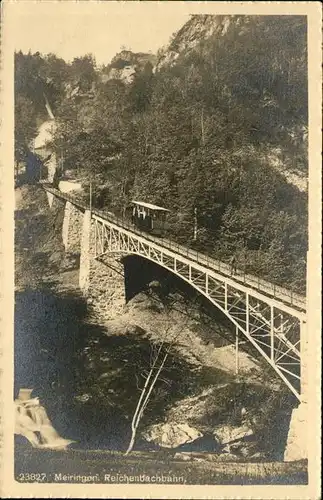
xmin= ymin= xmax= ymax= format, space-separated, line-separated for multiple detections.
xmin=270 ymin=304 xmax=274 ymax=361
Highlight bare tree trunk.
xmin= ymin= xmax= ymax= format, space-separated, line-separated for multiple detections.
xmin=125 ymin=344 xmax=163 ymax=455
xmin=137 ymin=351 xmax=169 ymax=421
xmin=125 ymin=364 xmax=154 ymax=455
xmin=124 ymin=314 xmax=189 ymax=456
xmin=125 ymin=348 xmax=168 ymax=455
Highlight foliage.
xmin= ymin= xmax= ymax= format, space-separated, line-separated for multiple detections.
xmin=14 ymin=51 xmax=97 ymax=164
xmin=68 ymin=54 xmax=97 ymax=93
xmin=14 ymin=15 xmax=308 ymax=292
xmin=14 ymin=95 xmax=38 ymax=163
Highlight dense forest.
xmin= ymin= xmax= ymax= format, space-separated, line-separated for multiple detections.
xmin=14 ymin=15 xmax=308 ymax=293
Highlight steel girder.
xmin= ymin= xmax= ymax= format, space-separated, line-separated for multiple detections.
xmin=93 ymin=215 xmax=306 ymax=400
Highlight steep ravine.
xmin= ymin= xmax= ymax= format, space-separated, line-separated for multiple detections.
xmin=15 ymin=185 xmax=296 ymax=462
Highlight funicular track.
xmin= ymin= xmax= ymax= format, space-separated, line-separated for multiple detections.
xmin=43 ymin=185 xmax=307 ymax=400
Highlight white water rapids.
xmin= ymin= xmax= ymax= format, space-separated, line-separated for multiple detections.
xmin=15 ymin=389 xmax=74 ymax=450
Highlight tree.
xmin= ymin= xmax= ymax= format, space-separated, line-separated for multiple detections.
xmin=125 ymin=339 xmax=170 ymax=455
xmin=68 ymin=54 xmax=97 ymax=93
xmin=15 ymin=51 xmax=47 ymax=120
xmin=124 ymin=291 xmax=198 ymax=455
xmin=128 ymin=62 xmax=154 ymax=112
xmin=14 ymin=95 xmax=37 ymax=164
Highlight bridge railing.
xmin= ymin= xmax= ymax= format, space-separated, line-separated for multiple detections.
xmin=43 ymin=186 xmax=306 ymax=311
xmin=92 ymin=207 xmax=306 ymax=311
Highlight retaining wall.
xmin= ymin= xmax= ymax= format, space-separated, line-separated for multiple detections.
xmin=46 ymin=191 xmax=54 ymax=208
xmin=284 ymin=401 xmax=308 ymax=461
xmin=62 ymin=201 xmax=83 ymax=254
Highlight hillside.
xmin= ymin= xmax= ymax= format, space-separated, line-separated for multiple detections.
xmin=15 ymin=15 xmax=308 ymax=294
xmin=156 ymin=14 xmax=307 ymax=176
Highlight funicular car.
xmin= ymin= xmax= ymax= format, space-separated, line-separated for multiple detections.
xmin=131 ymin=200 xmax=170 ymax=236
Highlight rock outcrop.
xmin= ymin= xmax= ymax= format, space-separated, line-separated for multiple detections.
xmin=143 ymin=423 xmax=202 ymax=448
xmin=213 ymin=423 xmax=253 ymax=445
xmin=156 ymin=15 xmax=247 ymax=71
xmin=101 ymin=50 xmax=156 ymax=84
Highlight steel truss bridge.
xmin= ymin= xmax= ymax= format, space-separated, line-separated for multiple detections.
xmin=44 ymin=186 xmax=307 ymax=400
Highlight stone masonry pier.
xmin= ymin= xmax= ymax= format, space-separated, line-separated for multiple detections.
xmin=62 ymin=201 xmax=83 ymax=255
xmin=79 ymin=210 xmax=126 ymax=320
xmin=47 ymin=193 xmax=126 ymax=320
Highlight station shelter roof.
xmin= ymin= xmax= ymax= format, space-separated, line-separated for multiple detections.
xmin=131 ymin=200 xmax=170 ymax=212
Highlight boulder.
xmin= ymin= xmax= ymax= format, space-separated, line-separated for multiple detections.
xmin=250 ymin=451 xmax=268 ymax=460
xmin=216 ymin=452 xmax=241 ymax=462
xmin=173 ymin=452 xmax=192 ymax=461
xmin=148 ymin=280 xmax=161 ymax=289
xmin=236 ymin=442 xmax=258 ymax=458
xmin=213 ymin=423 xmax=253 ymax=445
xmin=223 ymin=440 xmax=258 ymax=458
xmin=143 ymin=423 xmax=203 ymax=449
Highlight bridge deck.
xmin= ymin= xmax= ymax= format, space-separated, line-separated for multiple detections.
xmin=43 ymin=185 xmax=306 ymax=313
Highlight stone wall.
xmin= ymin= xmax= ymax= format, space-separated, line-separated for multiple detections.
xmin=46 ymin=191 xmax=54 ymax=208
xmin=62 ymin=201 xmax=83 ymax=254
xmin=284 ymin=319 xmax=308 ymax=462
xmin=87 ymin=255 xmax=126 ymax=321
xmin=79 ymin=210 xmax=126 ymax=320
xmin=284 ymin=401 xmax=308 ymax=461
xmin=79 ymin=210 xmax=92 ymax=293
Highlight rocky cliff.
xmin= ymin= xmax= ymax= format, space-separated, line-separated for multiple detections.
xmin=156 ymin=15 xmax=236 ymax=70
xmin=101 ymin=50 xmax=156 ymax=84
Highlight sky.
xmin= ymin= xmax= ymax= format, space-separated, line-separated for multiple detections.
xmin=10 ymin=1 xmax=191 ymax=66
